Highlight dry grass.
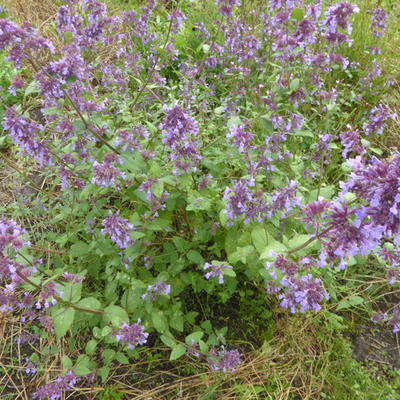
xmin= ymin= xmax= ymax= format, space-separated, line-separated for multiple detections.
xmin=0 ymin=308 xmax=336 ymax=400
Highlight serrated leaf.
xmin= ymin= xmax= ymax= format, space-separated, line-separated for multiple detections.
xmin=70 ymin=241 xmax=89 ymax=257
xmin=290 ymin=78 xmax=300 ymax=92
xmin=251 ymin=226 xmax=268 ymax=253
xmin=85 ymin=340 xmax=97 ymax=355
xmin=187 ymin=250 xmax=203 ymax=265
xmin=161 ymin=333 xmax=176 ymax=348
xmin=170 ymin=344 xmax=186 ymax=361
xmin=116 ymin=352 xmax=129 ymax=365
xmin=336 ymin=300 xmax=351 ymax=311
xmin=104 ymin=305 xmax=128 ymax=327
xmin=74 ymin=355 xmax=91 ymax=376
xmin=100 ymin=366 xmax=110 ymax=383
xmin=260 ymin=241 xmax=288 ymax=260
xmin=62 ymin=355 xmax=73 ymax=370
xmin=348 ymin=296 xmax=364 ymax=306
xmin=52 ymin=307 xmax=75 ymax=340
xmin=152 ymin=309 xmax=168 ymax=333
xmin=227 ymin=116 xmax=241 ymax=129
xmin=185 ymin=331 xmax=204 ymax=345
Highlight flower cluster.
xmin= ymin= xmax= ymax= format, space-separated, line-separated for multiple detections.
xmin=112 ymin=319 xmax=149 ymax=350
xmin=279 ymin=274 xmax=329 ymax=313
xmin=33 ymin=370 xmax=77 ymax=400
xmin=204 ymin=262 xmax=233 ymax=284
xmin=101 ymin=210 xmax=134 ymax=249
xmin=208 ymin=346 xmax=242 ymax=372
xmin=223 ymin=179 xmax=267 ymax=225
xmin=159 ymin=106 xmax=201 ymax=175
xmin=142 ymin=280 xmax=171 ymax=301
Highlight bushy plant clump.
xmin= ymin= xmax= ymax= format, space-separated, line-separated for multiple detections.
xmin=0 ymin=0 xmax=398 ymax=397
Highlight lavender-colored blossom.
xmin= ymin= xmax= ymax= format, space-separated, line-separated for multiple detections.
xmin=142 ymin=280 xmax=171 ymax=301
xmin=363 ymin=104 xmax=395 ymax=135
xmin=116 ymin=125 xmax=148 ymax=153
xmin=101 ymin=210 xmax=134 ymax=249
xmin=208 ymin=346 xmax=242 ymax=372
xmin=267 ymin=180 xmax=301 ymax=219
xmin=159 ymin=106 xmax=201 ymax=174
xmin=204 ymin=262 xmax=232 ymax=284
xmin=112 ymin=319 xmax=149 ymax=350
xmin=370 ymin=8 xmax=388 ymax=38
xmin=279 ymin=274 xmax=329 ymax=313
xmin=302 ymin=199 xmax=329 ymax=233
xmin=388 ymin=308 xmax=400 ymax=333
xmin=33 ymin=370 xmax=77 ymax=400
xmin=8 ymin=75 xmax=24 ymax=96
xmin=223 ymin=179 xmax=267 ymax=225
xmin=340 ymin=126 xmax=365 ymax=158
xmin=2 ymin=107 xmax=52 ymax=166
xmin=319 ymin=199 xmax=382 ymax=269
xmin=0 ymin=218 xmax=29 ymax=253
xmin=91 ymin=154 xmax=125 ymax=188
xmin=226 ymin=124 xmax=254 ymax=153
xmin=322 ymin=2 xmax=360 ymax=36
xmin=215 ymin=0 xmax=240 ymax=17
xmin=341 ymin=155 xmax=400 ymax=245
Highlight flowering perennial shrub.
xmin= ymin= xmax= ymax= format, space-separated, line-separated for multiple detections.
xmin=0 ymin=0 xmax=398 ymax=396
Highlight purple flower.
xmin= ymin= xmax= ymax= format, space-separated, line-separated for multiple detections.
xmin=142 ymin=280 xmax=171 ymax=301
xmin=2 ymin=106 xmax=52 ymax=166
xmin=112 ymin=319 xmax=149 ymax=350
xmin=223 ymin=179 xmax=267 ymax=225
xmin=101 ymin=210 xmax=134 ymax=249
xmin=208 ymin=346 xmax=242 ymax=372
xmin=204 ymin=262 xmax=232 ymax=284
xmin=341 ymin=155 xmax=400 ymax=245
xmin=91 ymin=154 xmax=125 ymax=188
xmin=363 ymin=104 xmax=395 ymax=136
xmin=226 ymin=124 xmax=254 ymax=153
xmin=340 ymin=126 xmax=365 ymax=158
xmin=33 ymin=371 xmax=77 ymax=400
xmin=159 ymin=106 xmax=201 ymax=175
xmin=0 ymin=218 xmax=30 ymax=253
xmin=267 ymin=180 xmax=301 ymax=219
xmin=279 ymin=274 xmax=329 ymax=313
xmin=215 ymin=0 xmax=240 ymax=17
xmin=370 ymin=8 xmax=388 ymax=38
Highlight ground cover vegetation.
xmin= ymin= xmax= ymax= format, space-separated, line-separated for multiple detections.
xmin=1 ymin=0 xmax=400 ymax=398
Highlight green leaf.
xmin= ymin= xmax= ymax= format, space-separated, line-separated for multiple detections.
xmin=62 ymin=355 xmax=73 ymax=371
xmin=102 ymin=349 xmax=115 ymax=365
xmin=222 ymin=268 xmax=236 ymax=278
xmin=104 ymin=305 xmax=129 ymax=327
xmin=185 ymin=331 xmax=204 ymax=345
xmin=173 ymin=236 xmax=190 ymax=252
xmin=227 ymin=116 xmax=242 ymax=129
xmin=74 ymin=355 xmax=91 ymax=376
xmin=70 ymin=241 xmax=89 ymax=257
xmin=170 ymin=344 xmax=186 ymax=361
xmin=85 ymin=340 xmax=98 ymax=355
xmin=336 ymin=300 xmax=351 ymax=311
xmin=24 ymin=81 xmax=38 ymax=98
xmin=291 ymin=8 xmax=304 ymax=21
xmin=260 ymin=241 xmax=288 ymax=260
xmin=169 ymin=310 xmax=184 ymax=332
xmin=116 ymin=352 xmax=129 ymax=365
xmin=100 ymin=366 xmax=110 ymax=383
xmin=52 ymin=307 xmax=75 ymax=340
xmin=251 ymin=226 xmax=268 ymax=253
xmin=152 ymin=309 xmax=168 ymax=333
xmin=161 ymin=333 xmax=176 ymax=348
xmin=78 ymin=297 xmax=101 ymax=311
xmin=187 ymin=250 xmax=203 ymax=265
xmin=348 ymin=296 xmax=364 ymax=306
xmin=290 ymin=78 xmax=300 ymax=92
